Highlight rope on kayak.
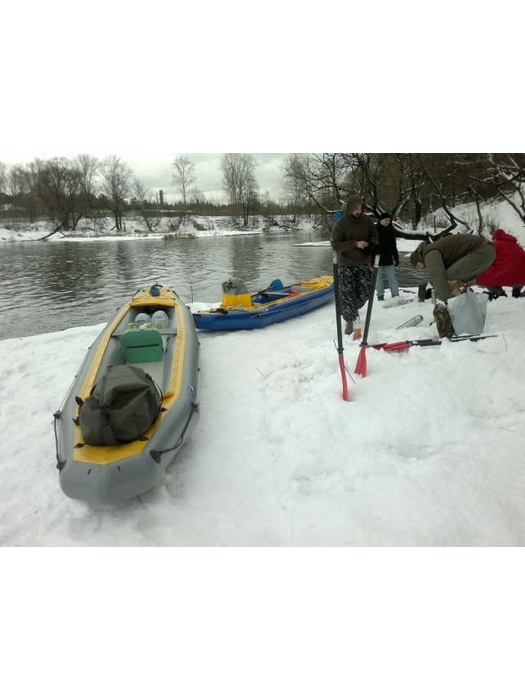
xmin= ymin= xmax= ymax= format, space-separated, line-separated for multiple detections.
xmin=53 ymin=411 xmax=66 ymax=472
xmin=149 ymin=403 xmax=199 ymax=464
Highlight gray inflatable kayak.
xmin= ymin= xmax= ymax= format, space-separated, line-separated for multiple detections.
xmin=54 ymin=284 xmax=200 ymax=503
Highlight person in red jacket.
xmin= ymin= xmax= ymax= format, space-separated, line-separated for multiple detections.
xmin=476 ymin=229 xmax=525 ymax=299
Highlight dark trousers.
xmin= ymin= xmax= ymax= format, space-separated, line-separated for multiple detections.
xmin=338 ymin=265 xmax=373 ymax=322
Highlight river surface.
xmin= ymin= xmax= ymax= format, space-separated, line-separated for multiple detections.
xmin=0 ymin=231 xmax=427 ymax=340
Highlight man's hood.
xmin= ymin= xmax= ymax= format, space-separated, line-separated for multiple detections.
xmin=342 ymin=195 xmax=365 ymax=216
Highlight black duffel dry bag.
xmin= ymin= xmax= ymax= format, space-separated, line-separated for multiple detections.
xmin=78 ymin=365 xmax=162 ymax=446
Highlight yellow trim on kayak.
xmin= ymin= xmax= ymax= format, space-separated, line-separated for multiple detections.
xmin=73 ymin=287 xmax=187 ymax=466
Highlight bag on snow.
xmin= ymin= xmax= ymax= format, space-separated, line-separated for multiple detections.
xmin=448 ymin=290 xmax=487 ymax=336
xmin=78 ymin=365 xmax=162 ymax=446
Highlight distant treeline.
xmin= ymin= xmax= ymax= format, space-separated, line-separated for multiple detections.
xmin=1 ymin=153 xmax=525 ymax=236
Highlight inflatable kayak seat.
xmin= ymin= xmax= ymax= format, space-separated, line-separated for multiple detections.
xmin=121 ymin=330 xmax=164 ymax=363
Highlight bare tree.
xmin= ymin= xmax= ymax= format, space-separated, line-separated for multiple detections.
xmin=6 ymin=162 xmax=40 ymax=222
xmin=281 ymin=154 xmax=351 ymax=226
xmin=172 ymin=156 xmax=196 ymax=206
xmin=188 ymin=186 xmax=203 ymax=204
xmin=131 ymin=177 xmax=160 ymax=232
xmin=98 ymin=155 xmax=133 ymax=231
xmin=76 ymin=154 xmax=98 ymax=203
xmin=36 ymin=157 xmax=85 ymax=235
xmin=485 ymin=153 xmax=525 ymax=225
xmin=0 ymin=161 xmax=6 ymax=211
xmin=221 ymin=153 xmax=259 ymax=226
xmin=281 ymin=155 xmax=307 ymax=219
xmin=416 ymin=154 xmax=471 ymax=231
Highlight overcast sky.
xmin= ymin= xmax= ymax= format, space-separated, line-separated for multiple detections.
xmin=1 ymin=2 xmax=517 ymax=210
xmin=124 ymin=152 xmax=289 ymax=203
xmin=0 ymin=151 xmax=289 ymax=204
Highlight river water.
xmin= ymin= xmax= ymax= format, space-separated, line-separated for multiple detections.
xmin=0 ymin=231 xmax=427 ymax=340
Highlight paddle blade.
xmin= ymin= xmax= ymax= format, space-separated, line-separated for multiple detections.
xmin=380 ymin=341 xmax=411 ymax=352
xmin=267 ymin=278 xmax=284 ymax=291
xmin=354 ymin=345 xmax=367 ymax=377
xmin=339 ymin=355 xmax=350 ymax=401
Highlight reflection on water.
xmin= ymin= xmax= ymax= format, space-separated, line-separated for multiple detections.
xmin=0 ymin=232 xmax=428 ymax=340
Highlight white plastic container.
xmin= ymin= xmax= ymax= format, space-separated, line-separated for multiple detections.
xmin=151 ymin=310 xmax=170 ymax=329
xmin=133 ymin=312 xmax=152 ymax=329
xmin=448 ymin=291 xmax=487 ymax=335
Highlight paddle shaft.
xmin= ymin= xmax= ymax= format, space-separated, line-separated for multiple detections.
xmin=373 ymin=334 xmax=498 ymax=352
xmin=353 ymin=260 xmax=378 ymax=377
xmin=333 ymin=253 xmax=349 ymax=401
xmin=361 ymin=261 xmax=378 ymax=347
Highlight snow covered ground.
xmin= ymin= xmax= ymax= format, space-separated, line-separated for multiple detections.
xmin=1 ymin=280 xmax=524 ymax=546
xmin=0 ymin=213 xmax=322 ymax=242
xmin=2 ymin=197 xmax=525 ymax=547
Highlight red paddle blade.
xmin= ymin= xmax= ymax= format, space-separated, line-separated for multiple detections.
xmin=354 ymin=345 xmax=367 ymax=377
xmin=380 ymin=341 xmax=411 ymax=352
xmin=339 ymin=354 xmax=350 ymax=401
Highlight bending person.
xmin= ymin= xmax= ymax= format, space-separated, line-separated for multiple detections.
xmin=410 ymin=234 xmax=495 ymax=337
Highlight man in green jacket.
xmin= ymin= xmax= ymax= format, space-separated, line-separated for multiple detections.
xmin=331 ymin=194 xmax=378 ymax=334
xmin=410 ymin=234 xmax=495 ymax=337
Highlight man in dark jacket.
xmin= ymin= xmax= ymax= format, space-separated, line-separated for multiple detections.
xmin=331 ymin=194 xmax=378 ymax=334
xmin=410 ymin=233 xmax=495 ymax=337
xmin=375 ymin=212 xmax=400 ymax=301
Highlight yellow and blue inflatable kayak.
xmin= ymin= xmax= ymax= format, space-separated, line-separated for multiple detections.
xmin=193 ymin=275 xmax=334 ymax=331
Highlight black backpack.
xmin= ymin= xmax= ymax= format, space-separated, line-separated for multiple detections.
xmin=78 ymin=365 xmax=162 ymax=446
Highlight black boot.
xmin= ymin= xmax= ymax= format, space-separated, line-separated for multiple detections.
xmin=433 ymin=302 xmax=455 ymax=338
xmin=487 ymin=286 xmax=507 ymax=301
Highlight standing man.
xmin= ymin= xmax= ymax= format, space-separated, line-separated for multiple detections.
xmin=410 ymin=234 xmax=495 ymax=337
xmin=331 ymin=195 xmax=378 ymax=335
xmin=375 ymin=212 xmax=400 ymax=302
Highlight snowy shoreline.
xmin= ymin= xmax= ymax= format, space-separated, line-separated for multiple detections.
xmin=2 ymin=199 xmax=525 ymax=546
xmin=0 ymin=214 xmax=324 ymax=243
xmin=3 ymin=197 xmax=524 ymax=247
xmin=1 ymin=286 xmax=525 ymax=546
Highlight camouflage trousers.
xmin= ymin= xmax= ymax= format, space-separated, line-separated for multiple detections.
xmin=337 ymin=265 xmax=373 ymax=322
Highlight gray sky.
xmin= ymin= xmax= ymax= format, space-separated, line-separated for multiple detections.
xmin=0 ymin=151 xmax=290 ymax=204
xmin=125 ymin=152 xmax=290 ymax=203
